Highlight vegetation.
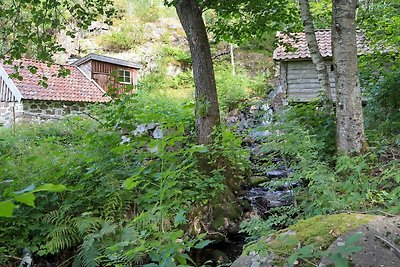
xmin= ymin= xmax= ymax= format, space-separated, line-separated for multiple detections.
xmin=0 ymin=90 xmax=249 ymax=266
xmin=0 ymin=0 xmax=399 ymax=266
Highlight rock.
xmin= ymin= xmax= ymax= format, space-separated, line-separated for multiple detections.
xmin=132 ymin=124 xmax=147 ymax=136
xmin=232 ymin=251 xmax=275 ymax=267
xmin=244 ymin=187 xmax=294 ymax=215
xmin=248 ymin=130 xmax=271 ymax=139
xmin=266 ymin=170 xmax=288 ymax=179
xmin=152 ymin=127 xmax=163 ymax=139
xmin=319 ymin=215 xmax=400 ymax=267
xmin=145 ymin=123 xmax=158 ymax=130
xmin=120 ymin=135 xmax=131 ymax=144
xmin=234 ymin=214 xmax=377 ymax=267
xmin=249 ymin=176 xmax=270 ymax=186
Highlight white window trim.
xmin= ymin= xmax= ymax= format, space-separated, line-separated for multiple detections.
xmin=118 ymin=69 xmax=131 ymax=84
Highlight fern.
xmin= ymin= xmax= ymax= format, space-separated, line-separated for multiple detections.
xmin=42 ymin=206 xmax=81 ymax=253
xmin=72 ymin=221 xmax=117 ymax=267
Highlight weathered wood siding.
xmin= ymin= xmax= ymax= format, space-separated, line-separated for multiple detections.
xmin=286 ymin=60 xmax=336 ymax=102
xmin=91 ymin=60 xmax=139 ymax=93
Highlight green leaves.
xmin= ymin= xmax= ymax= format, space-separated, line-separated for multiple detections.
xmin=0 ymin=201 xmax=16 ymax=217
xmin=0 ymin=183 xmax=67 ymax=217
xmin=0 ymin=0 xmax=116 ymax=62
xmin=287 ymin=232 xmax=364 ymax=267
xmin=14 ymin=192 xmax=35 ymax=207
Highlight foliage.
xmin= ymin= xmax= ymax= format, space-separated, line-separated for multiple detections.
xmin=0 ymin=89 xmax=250 ymax=266
xmin=309 ymin=0 xmax=332 ymax=29
xmin=0 ymin=0 xmax=116 ymax=61
xmin=240 ymin=206 xmax=300 ymax=241
xmin=288 ymin=232 xmax=364 ymax=267
xmin=258 ymin=103 xmax=400 ymax=217
xmin=99 ymin=24 xmax=145 ymax=51
xmin=0 ymin=184 xmax=66 ymax=217
xmin=214 ymin=64 xmax=266 ymax=113
xmin=205 ymin=0 xmax=300 ymax=44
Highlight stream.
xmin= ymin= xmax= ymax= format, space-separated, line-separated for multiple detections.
xmin=194 ymin=102 xmax=299 ymax=266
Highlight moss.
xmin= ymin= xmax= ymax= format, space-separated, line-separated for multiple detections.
xmin=211 ymin=203 xmax=242 ymax=230
xmin=244 ymin=213 xmax=376 ymax=265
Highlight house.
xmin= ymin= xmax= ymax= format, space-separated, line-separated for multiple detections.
xmin=71 ymin=53 xmax=142 ymax=93
xmin=0 ymin=58 xmax=111 ymax=127
xmin=273 ymin=29 xmax=368 ymax=102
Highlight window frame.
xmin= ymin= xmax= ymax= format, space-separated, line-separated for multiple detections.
xmin=118 ymin=69 xmax=131 ymax=84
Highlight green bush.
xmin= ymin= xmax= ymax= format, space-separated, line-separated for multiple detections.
xmin=215 ymin=64 xmax=266 ymax=113
xmin=99 ymin=25 xmax=144 ymax=52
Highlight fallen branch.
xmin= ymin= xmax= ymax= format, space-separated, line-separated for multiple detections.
xmin=212 ymin=50 xmax=230 ymax=60
xmin=375 ymin=235 xmax=400 ymax=259
xmin=0 ymin=254 xmax=22 ymax=261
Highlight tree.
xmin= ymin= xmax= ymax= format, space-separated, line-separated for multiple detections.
xmin=171 ymin=0 xmax=298 ymax=144
xmin=298 ymin=0 xmax=333 ymax=113
xmin=0 ymin=0 xmax=115 ymax=62
xmin=175 ymin=0 xmax=220 ymax=145
xmin=332 ymin=0 xmax=367 ymax=154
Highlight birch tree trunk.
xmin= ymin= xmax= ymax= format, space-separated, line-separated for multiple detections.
xmin=298 ymin=0 xmax=333 ymax=112
xmin=175 ymin=0 xmax=220 ymax=145
xmin=332 ymin=0 xmax=367 ymax=154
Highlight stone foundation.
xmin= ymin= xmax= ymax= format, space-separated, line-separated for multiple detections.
xmin=0 ymin=102 xmax=23 ymax=127
xmin=0 ymin=100 xmax=92 ymax=127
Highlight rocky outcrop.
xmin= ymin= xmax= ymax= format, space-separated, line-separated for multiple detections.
xmin=232 ymin=214 xmax=400 ymax=267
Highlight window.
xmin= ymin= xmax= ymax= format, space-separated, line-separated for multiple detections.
xmin=118 ymin=69 xmax=131 ymax=84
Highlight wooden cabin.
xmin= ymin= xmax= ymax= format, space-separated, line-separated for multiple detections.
xmin=273 ymin=30 xmax=368 ymax=102
xmin=71 ymin=54 xmax=142 ymax=94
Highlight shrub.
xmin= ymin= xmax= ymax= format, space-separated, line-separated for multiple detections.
xmin=215 ymin=64 xmax=266 ymax=113
xmin=99 ymin=24 xmax=144 ymax=52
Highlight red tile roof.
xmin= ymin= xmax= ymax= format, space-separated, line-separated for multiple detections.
xmin=273 ymin=30 xmax=369 ymax=61
xmin=2 ymin=58 xmax=111 ymax=103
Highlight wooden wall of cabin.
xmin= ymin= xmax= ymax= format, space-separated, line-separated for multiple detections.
xmin=285 ymin=60 xmax=336 ymax=102
xmin=90 ymin=60 xmax=139 ymax=93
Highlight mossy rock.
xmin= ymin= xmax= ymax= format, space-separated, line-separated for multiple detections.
xmin=233 ymin=213 xmax=376 ymax=267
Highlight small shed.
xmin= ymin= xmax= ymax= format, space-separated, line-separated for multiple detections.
xmin=273 ymin=30 xmax=367 ymax=102
xmin=0 ymin=58 xmax=110 ymax=127
xmin=71 ymin=54 xmax=142 ymax=93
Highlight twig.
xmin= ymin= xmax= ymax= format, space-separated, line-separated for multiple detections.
xmin=375 ymin=235 xmax=400 ymax=259
xmin=212 ymin=50 xmax=230 ymax=60
xmin=77 ymin=110 xmax=104 ymax=126
xmin=0 ymin=254 xmax=22 ymax=260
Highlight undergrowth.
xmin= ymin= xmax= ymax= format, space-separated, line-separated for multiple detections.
xmin=0 ymin=91 xmax=249 ymax=266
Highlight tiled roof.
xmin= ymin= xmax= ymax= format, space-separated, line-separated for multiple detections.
xmin=71 ymin=53 xmax=142 ymax=69
xmin=273 ymin=29 xmax=369 ymax=61
xmin=2 ymin=58 xmax=111 ymax=103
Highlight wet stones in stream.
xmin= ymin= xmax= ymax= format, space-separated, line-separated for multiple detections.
xmin=244 ymin=182 xmax=297 ymax=216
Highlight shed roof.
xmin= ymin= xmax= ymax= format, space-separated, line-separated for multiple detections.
xmin=2 ymin=58 xmax=111 ymax=103
xmin=273 ymin=29 xmax=369 ymax=61
xmin=71 ymin=53 xmax=142 ymax=69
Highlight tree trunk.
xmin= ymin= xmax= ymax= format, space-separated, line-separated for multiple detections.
xmin=332 ymin=0 xmax=367 ymax=154
xmin=175 ymin=0 xmax=220 ymax=145
xmin=298 ymin=0 xmax=333 ymax=113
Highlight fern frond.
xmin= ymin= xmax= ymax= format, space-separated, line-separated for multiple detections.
xmin=45 ymin=224 xmax=80 ymax=253
xmin=74 ymin=217 xmax=104 ymax=234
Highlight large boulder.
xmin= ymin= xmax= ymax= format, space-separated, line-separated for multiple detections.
xmin=320 ymin=215 xmax=400 ymax=267
xmin=233 ymin=213 xmax=400 ymax=266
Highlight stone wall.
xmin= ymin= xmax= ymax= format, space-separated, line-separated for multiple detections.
xmin=0 ymin=102 xmax=23 ymax=127
xmin=0 ymin=100 xmax=91 ymax=127
xmin=21 ymin=100 xmax=90 ymax=123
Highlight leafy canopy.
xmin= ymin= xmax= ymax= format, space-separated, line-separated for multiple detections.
xmin=0 ymin=0 xmax=116 ymax=62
